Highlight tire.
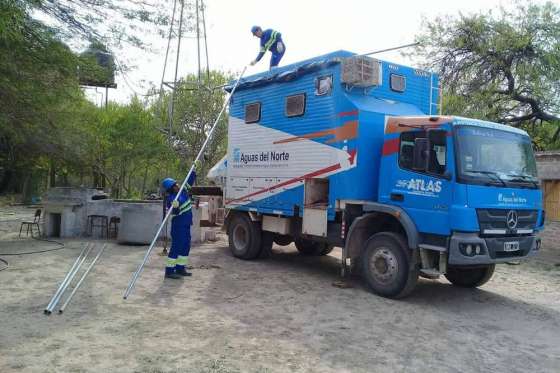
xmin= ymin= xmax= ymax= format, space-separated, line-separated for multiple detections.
xmin=445 ymin=265 xmax=495 ymax=288
xmin=228 ymin=213 xmax=262 ymax=260
xmin=295 ymin=238 xmax=332 ymax=256
xmin=273 ymin=234 xmax=293 ymax=246
xmin=361 ymin=232 xmax=419 ymax=299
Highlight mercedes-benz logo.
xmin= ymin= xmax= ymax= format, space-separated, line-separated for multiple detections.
xmin=507 ymin=210 xmax=518 ymax=229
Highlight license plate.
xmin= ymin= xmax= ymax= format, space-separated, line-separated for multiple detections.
xmin=504 ymin=241 xmax=520 ymax=252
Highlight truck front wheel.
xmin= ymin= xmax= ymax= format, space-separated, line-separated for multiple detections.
xmin=228 ymin=213 xmax=262 ymax=260
xmin=295 ymin=238 xmax=333 ymax=256
xmin=445 ymin=265 xmax=495 ymax=288
xmin=361 ymin=232 xmax=418 ymax=299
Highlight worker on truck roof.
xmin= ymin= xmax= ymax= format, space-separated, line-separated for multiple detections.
xmin=161 ymin=160 xmax=200 ymax=279
xmin=250 ymin=26 xmax=285 ymax=69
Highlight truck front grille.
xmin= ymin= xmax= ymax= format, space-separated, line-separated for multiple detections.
xmin=476 ymin=209 xmax=538 ymax=235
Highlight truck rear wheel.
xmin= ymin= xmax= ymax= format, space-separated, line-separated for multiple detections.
xmin=445 ymin=265 xmax=495 ymax=288
xmin=361 ymin=232 xmax=418 ymax=299
xmin=295 ymin=238 xmax=333 ymax=256
xmin=228 ymin=213 xmax=262 ymax=260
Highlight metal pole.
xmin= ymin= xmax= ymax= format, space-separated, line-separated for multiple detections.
xmin=159 ymin=0 xmax=178 ymax=143
xmin=45 ymin=244 xmax=93 ymax=314
xmin=201 ymin=0 xmax=210 ymax=81
xmin=44 ymin=243 xmax=89 ymax=314
xmin=123 ymin=66 xmax=248 ymax=299
xmin=360 ymin=42 xmax=419 ymax=57
xmin=195 ymin=0 xmax=201 ymax=85
xmin=59 ymin=244 xmax=106 ymax=314
xmin=169 ymin=0 xmax=185 ymax=141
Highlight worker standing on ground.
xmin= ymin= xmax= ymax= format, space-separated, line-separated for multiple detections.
xmin=161 ymin=160 xmax=200 ymax=279
xmin=250 ymin=26 xmax=285 ymax=69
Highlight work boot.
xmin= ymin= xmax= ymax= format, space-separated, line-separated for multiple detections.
xmin=176 ymin=268 xmax=192 ymax=277
xmin=165 ymin=272 xmax=182 ymax=279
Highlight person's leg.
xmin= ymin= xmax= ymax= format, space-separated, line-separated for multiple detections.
xmin=269 ymin=43 xmax=285 ymax=69
xmin=176 ymin=214 xmax=192 ymax=276
xmin=166 ymin=219 xmax=184 ymax=278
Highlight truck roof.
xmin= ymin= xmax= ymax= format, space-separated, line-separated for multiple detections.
xmin=226 ymin=50 xmax=433 ymax=93
xmin=452 ymin=116 xmax=530 ymax=136
xmin=388 ymin=115 xmax=530 ymax=136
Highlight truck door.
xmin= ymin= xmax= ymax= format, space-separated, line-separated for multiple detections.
xmin=389 ymin=128 xmax=452 ymax=236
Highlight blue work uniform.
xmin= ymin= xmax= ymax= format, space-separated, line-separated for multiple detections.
xmin=255 ymin=29 xmax=285 ymax=68
xmin=165 ymin=171 xmax=196 ymax=275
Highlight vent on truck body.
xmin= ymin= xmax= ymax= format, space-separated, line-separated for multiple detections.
xmin=341 ymin=56 xmax=382 ymax=87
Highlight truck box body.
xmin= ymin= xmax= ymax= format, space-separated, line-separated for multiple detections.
xmin=223 ymin=50 xmax=543 ymax=297
xmin=225 ymin=50 xmax=439 ymax=220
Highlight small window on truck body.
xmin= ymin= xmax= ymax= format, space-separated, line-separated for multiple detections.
xmin=285 ymin=93 xmax=306 ymax=117
xmin=315 ymin=75 xmax=333 ymax=96
xmin=245 ymin=102 xmax=261 ymax=123
xmin=399 ymin=130 xmax=447 ymax=176
xmin=390 ymin=74 xmax=406 ymax=93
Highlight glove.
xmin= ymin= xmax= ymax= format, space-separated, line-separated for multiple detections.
xmin=171 ymin=200 xmax=179 ymax=208
xmin=249 ymin=59 xmax=257 ymax=66
xmin=194 ymin=159 xmax=202 ymax=171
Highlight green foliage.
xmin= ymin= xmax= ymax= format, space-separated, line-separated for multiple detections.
xmin=0 ymin=0 xmax=83 ymax=197
xmin=76 ymin=98 xmax=173 ymax=198
xmin=413 ymin=1 xmax=560 ymax=148
xmin=154 ymin=71 xmax=233 ymax=181
xmin=0 ymin=1 xmax=231 ymax=200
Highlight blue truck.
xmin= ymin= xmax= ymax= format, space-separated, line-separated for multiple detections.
xmin=223 ymin=50 xmax=544 ymax=298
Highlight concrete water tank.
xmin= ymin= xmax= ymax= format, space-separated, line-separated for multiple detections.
xmin=118 ymin=203 xmax=164 ymax=244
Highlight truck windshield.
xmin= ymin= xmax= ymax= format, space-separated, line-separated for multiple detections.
xmin=455 ymin=125 xmax=539 ymax=189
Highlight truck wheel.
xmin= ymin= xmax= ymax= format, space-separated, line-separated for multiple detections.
xmin=273 ymin=234 xmax=293 ymax=246
xmin=228 ymin=213 xmax=262 ymax=260
xmin=445 ymin=265 xmax=495 ymax=288
xmin=295 ymin=238 xmax=332 ymax=256
xmin=361 ymin=232 xmax=418 ymax=299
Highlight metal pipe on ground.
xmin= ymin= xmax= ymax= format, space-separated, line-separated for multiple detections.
xmin=45 ymin=244 xmax=94 ymax=315
xmin=123 ymin=65 xmax=248 ymax=300
xmin=44 ymin=243 xmax=90 ymax=315
xmin=59 ymin=244 xmax=107 ymax=314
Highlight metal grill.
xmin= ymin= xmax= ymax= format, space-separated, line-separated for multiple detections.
xmin=341 ymin=56 xmax=382 ymax=87
xmin=476 ymin=209 xmax=538 ymax=234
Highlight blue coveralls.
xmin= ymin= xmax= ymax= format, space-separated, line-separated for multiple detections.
xmin=165 ymin=171 xmax=196 ymax=275
xmin=255 ymin=29 xmax=285 ymax=68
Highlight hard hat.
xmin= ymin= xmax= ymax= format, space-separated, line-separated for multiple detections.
xmin=251 ymin=25 xmax=261 ymax=35
xmin=162 ymin=177 xmax=176 ymax=191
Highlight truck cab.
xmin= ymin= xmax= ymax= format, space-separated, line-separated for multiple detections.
xmin=223 ymin=51 xmax=544 ymax=298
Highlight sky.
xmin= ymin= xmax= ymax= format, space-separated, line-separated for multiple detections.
xmin=94 ymin=0 xmax=557 ymax=104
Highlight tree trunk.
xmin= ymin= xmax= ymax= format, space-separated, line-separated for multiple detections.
xmin=141 ymin=162 xmax=149 ymax=198
xmin=21 ymin=173 xmax=31 ymax=204
xmin=49 ymin=161 xmax=56 ymax=187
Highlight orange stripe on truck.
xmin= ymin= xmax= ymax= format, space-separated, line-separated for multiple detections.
xmin=274 ymin=120 xmax=358 ymax=145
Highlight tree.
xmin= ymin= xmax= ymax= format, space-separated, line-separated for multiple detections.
xmin=413 ymin=1 xmax=560 ymax=139
xmin=25 ymin=0 xmax=170 ymax=48
xmin=154 ymin=71 xmax=233 ymax=179
xmin=0 ymin=0 xmax=84 ymax=195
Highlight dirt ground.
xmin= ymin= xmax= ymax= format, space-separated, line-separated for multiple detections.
xmin=1 ymin=206 xmax=560 ymax=373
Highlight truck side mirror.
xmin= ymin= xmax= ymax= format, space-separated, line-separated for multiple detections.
xmin=412 ymin=138 xmax=428 ymax=171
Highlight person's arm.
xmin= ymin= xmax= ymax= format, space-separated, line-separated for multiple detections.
xmin=254 ymin=43 xmax=266 ymax=63
xmin=252 ymin=30 xmax=272 ymax=64
xmin=186 ymin=170 xmax=196 ymax=188
xmin=167 ymin=194 xmax=180 ymax=215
